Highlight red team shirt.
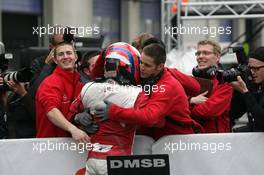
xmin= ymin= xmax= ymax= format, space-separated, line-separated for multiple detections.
xmin=36 ymin=67 xmax=83 ymax=137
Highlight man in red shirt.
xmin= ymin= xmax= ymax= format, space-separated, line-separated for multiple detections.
xmin=36 ymin=42 xmax=90 ymax=142
xmin=132 ymin=34 xmax=201 ymax=97
xmin=93 ymin=43 xmax=202 ymax=140
xmin=189 ymin=40 xmax=233 ymax=133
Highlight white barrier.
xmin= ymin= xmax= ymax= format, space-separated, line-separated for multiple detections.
xmin=133 ymin=135 xmax=155 ymax=155
xmin=152 ymin=133 xmax=264 ymax=175
xmin=0 ymin=138 xmax=87 ymax=175
xmin=1 ymin=133 xmax=264 ymax=175
xmin=0 ymin=135 xmax=154 ymax=175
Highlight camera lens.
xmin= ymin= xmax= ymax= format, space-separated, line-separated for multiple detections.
xmin=2 ymin=68 xmax=32 ymax=83
xmin=222 ymin=69 xmax=240 ymax=83
xmin=3 ymin=72 xmax=17 ymax=82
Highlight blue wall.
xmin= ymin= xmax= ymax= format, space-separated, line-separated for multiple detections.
xmin=1 ymin=0 xmax=42 ymax=14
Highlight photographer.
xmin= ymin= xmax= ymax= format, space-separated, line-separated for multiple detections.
xmin=0 ymin=41 xmax=35 ymax=138
xmin=230 ymin=47 xmax=264 ymax=131
xmin=6 ymin=80 xmax=36 ymax=138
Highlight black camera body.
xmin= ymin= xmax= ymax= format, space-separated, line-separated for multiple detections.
xmin=63 ymin=26 xmax=75 ymax=43
xmin=0 ymin=42 xmax=12 ymax=73
xmin=217 ymin=64 xmax=251 ymax=84
xmin=192 ymin=65 xmax=219 ymax=80
xmin=219 ymin=46 xmax=252 ymax=84
xmin=0 ymin=54 xmax=9 ymax=73
xmin=0 ymin=42 xmax=32 ymax=91
xmin=0 ymin=42 xmax=13 ymax=91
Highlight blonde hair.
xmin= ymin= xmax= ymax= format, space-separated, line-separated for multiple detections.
xmin=197 ymin=40 xmax=221 ymax=55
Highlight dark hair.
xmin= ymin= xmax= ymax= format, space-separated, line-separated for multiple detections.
xmin=142 ymin=43 xmax=166 ymax=65
xmin=249 ymin=47 xmax=264 ymax=62
xmin=48 ymin=25 xmax=65 ymax=46
xmin=80 ymin=50 xmax=100 ymax=71
xmin=49 ymin=35 xmax=62 ymax=46
xmin=142 ymin=37 xmax=166 ymax=50
xmin=49 ymin=35 xmax=56 ymax=46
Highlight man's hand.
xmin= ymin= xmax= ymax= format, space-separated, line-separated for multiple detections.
xmin=69 ymin=126 xmax=90 ymax=143
xmin=230 ymin=76 xmax=248 ymax=94
xmin=190 ymin=91 xmax=208 ymax=104
xmin=93 ymin=101 xmax=112 ymax=122
xmin=6 ymin=80 xmax=27 ymax=96
xmin=47 ymin=108 xmax=90 ymax=143
xmin=80 ymin=124 xmax=99 ymax=134
xmin=0 ymin=77 xmax=3 ymax=86
xmin=45 ymin=48 xmax=55 ymax=65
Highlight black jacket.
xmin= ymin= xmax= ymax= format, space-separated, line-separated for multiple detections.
xmin=0 ymin=108 xmax=7 ymax=139
xmin=7 ymin=92 xmax=36 ymax=138
xmin=230 ymin=89 xmax=264 ymax=131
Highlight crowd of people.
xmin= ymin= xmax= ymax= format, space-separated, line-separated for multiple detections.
xmin=0 ymin=31 xmax=264 ymax=175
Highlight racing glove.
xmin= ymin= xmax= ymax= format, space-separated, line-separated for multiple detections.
xmin=93 ymin=101 xmax=112 ymax=122
xmin=74 ymin=110 xmax=98 ymax=134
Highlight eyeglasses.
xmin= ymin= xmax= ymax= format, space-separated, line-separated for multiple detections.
xmin=195 ymin=51 xmax=214 ymax=56
xmin=248 ymin=65 xmax=264 ymax=72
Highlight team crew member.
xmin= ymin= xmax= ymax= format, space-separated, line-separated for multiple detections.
xmin=190 ymin=40 xmax=233 ymax=133
xmin=36 ymin=42 xmax=89 ymax=142
xmin=132 ymin=34 xmax=201 ymax=97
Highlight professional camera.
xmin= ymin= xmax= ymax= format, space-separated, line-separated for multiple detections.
xmin=63 ymin=26 xmax=75 ymax=43
xmin=0 ymin=42 xmax=12 ymax=73
xmin=218 ymin=46 xmax=252 ymax=83
xmin=0 ymin=42 xmax=33 ymax=91
xmin=3 ymin=68 xmax=33 ymax=83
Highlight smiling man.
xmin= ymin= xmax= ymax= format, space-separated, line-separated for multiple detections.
xmin=230 ymin=47 xmax=264 ymax=131
xmin=35 ymin=42 xmax=90 ymax=143
xmin=190 ymin=40 xmax=233 ymax=133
